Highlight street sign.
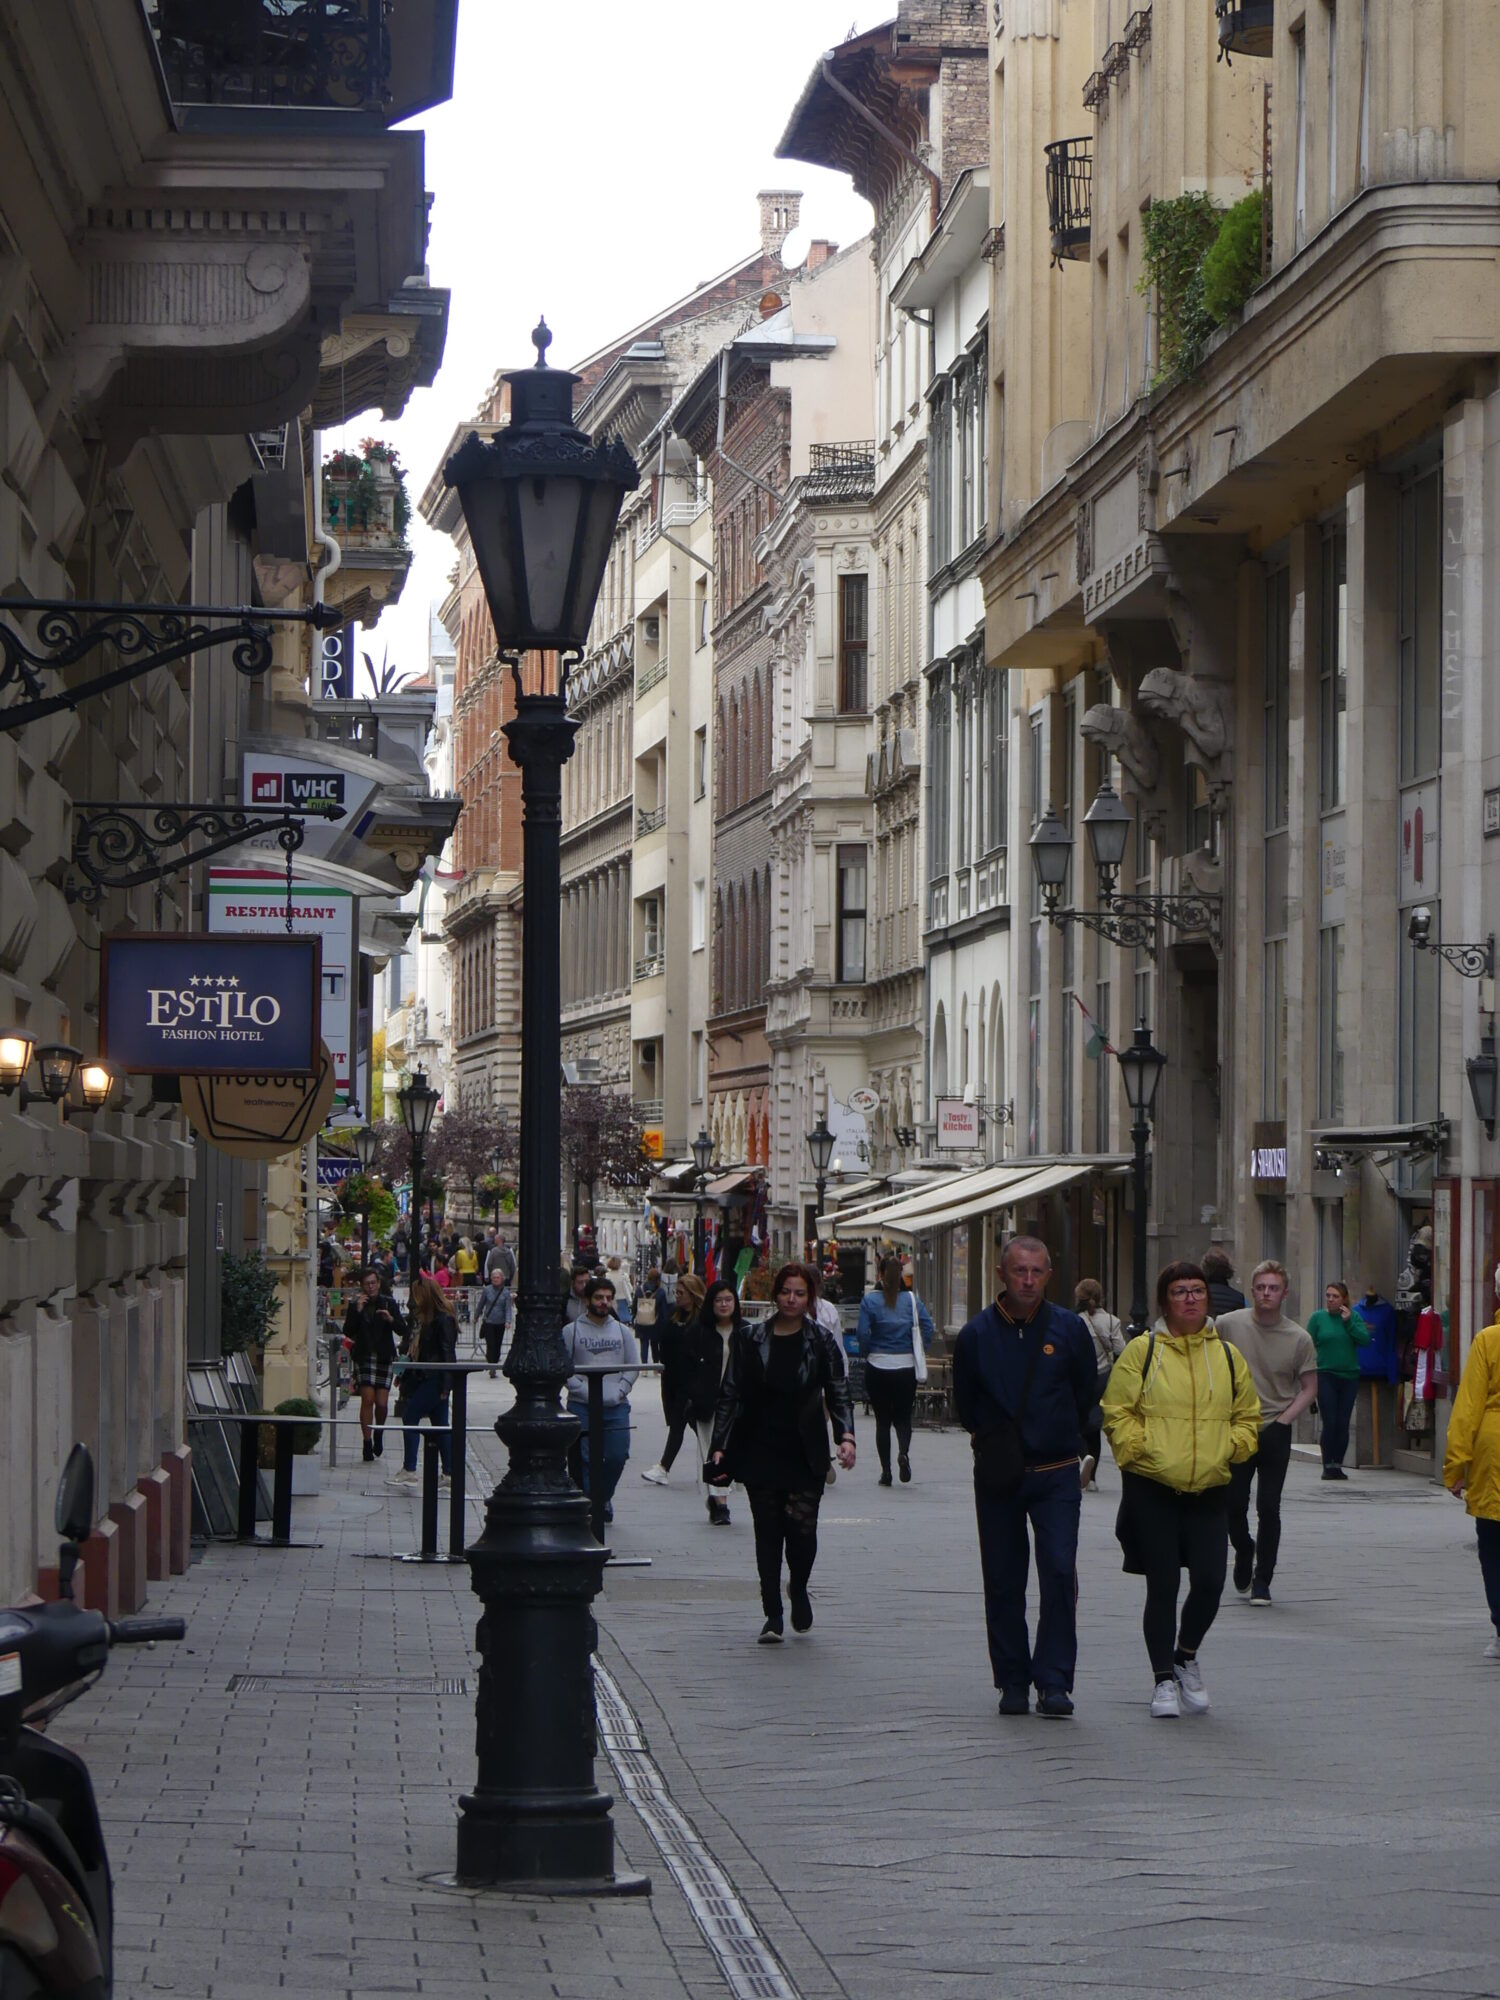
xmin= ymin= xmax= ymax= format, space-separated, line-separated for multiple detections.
xmin=101 ymin=933 xmax=320 ymax=1076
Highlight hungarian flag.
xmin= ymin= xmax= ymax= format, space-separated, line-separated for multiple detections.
xmin=1074 ymin=992 xmax=1115 ymax=1061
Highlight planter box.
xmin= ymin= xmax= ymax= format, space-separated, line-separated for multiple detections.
xmin=290 ymin=1455 xmax=321 ymax=1497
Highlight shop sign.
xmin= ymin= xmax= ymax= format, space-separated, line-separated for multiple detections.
xmin=1398 ymin=781 xmax=1439 ymax=907
xmin=208 ymin=872 xmax=355 ymax=1105
xmin=101 ymin=933 xmax=320 ymax=1077
xmin=847 ymin=1086 xmax=881 ymax=1114
xmin=936 ymin=1097 xmax=980 ymax=1150
xmin=240 ymin=751 xmax=376 ymax=860
xmin=642 ymin=1127 xmax=665 ymax=1161
xmin=1320 ymin=812 xmax=1346 ymax=927
xmin=181 ymin=1042 xmax=336 ymax=1160
xmin=1249 ymin=1120 xmax=1288 ymax=1195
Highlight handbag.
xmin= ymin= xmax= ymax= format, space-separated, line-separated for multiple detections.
xmin=972 ymin=1323 xmax=1045 ymax=1498
xmin=907 ymin=1292 xmax=928 ymax=1385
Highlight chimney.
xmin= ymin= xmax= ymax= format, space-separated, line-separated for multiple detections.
xmin=806 ymin=239 xmax=838 ymax=271
xmin=757 ymin=188 xmax=803 ymax=261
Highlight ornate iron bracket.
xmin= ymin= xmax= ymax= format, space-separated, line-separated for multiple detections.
xmin=1 ymin=599 xmax=343 ymax=734
xmin=1043 ymin=888 xmax=1223 ymax=959
xmin=1413 ymin=932 xmax=1495 ymax=980
xmin=67 ymin=801 xmax=343 ymax=905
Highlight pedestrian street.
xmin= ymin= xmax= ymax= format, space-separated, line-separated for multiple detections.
xmin=64 ymin=1376 xmax=1500 ymax=2000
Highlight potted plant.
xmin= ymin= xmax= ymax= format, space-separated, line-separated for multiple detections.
xmin=220 ymin=1248 xmax=279 ymax=1380
xmin=259 ymin=1396 xmax=324 ymax=1496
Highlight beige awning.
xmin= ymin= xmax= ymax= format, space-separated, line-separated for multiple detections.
xmin=825 ymin=1155 xmax=1129 ymax=1238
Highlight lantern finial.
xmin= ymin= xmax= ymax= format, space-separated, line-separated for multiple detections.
xmin=532 ymin=318 xmax=552 ymax=367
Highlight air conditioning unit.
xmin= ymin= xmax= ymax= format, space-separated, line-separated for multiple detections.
xmin=644 ymin=616 xmax=660 ymax=643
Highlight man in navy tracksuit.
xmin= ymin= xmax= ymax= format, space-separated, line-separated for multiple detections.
xmin=953 ymin=1236 xmax=1096 ymax=1719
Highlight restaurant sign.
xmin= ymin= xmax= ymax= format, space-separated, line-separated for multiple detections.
xmin=101 ymin=934 xmax=321 ymax=1077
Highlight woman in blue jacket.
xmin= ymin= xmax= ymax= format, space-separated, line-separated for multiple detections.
xmin=856 ymin=1253 xmax=935 ymax=1485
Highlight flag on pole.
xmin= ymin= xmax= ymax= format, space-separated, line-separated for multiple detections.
xmin=1074 ymin=991 xmax=1115 ymax=1061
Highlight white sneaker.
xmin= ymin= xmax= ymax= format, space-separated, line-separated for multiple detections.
xmin=1150 ymin=1678 xmax=1181 ymax=1719
xmin=1484 ymin=1635 xmax=1500 ymax=1660
xmin=438 ymin=1473 xmax=452 ymax=1489
xmin=1173 ymin=1658 xmax=1210 ymax=1713
xmin=640 ymin=1464 xmax=669 ymax=1487
xmin=1079 ymin=1455 xmax=1097 ymax=1492
xmin=386 ymin=1468 xmax=418 ymax=1487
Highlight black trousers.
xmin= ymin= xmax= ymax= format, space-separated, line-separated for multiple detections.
xmin=867 ymin=1364 xmax=917 ymax=1473
xmin=481 ymin=1319 xmax=506 ymax=1366
xmin=1123 ymin=1471 xmax=1229 ymax=1681
xmin=745 ymin=1484 xmax=823 ymax=1620
xmin=659 ymin=1391 xmax=690 ymax=1471
xmin=1226 ymin=1420 xmax=1292 ymax=1585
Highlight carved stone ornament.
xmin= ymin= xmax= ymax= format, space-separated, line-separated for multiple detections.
xmin=1075 ymin=500 xmax=1093 ymax=585
xmin=1136 ymin=666 xmax=1234 ymax=767
xmin=1080 ymin=702 xmax=1161 ymax=795
xmin=1136 ymin=443 xmax=1159 ymax=531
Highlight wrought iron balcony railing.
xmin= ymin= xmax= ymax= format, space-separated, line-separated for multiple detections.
xmin=806 ymin=441 xmax=877 ymax=498
xmin=635 ymin=805 xmax=666 ymax=836
xmin=1044 ymin=138 xmax=1092 ymax=265
xmin=149 ymin=0 xmax=392 ymax=117
xmin=633 ymin=954 xmax=664 ymax=984
xmin=1216 ymin=0 xmax=1274 ymax=60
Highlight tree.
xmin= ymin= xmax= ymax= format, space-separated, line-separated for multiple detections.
xmin=427 ymin=1101 xmax=518 ymax=1222
xmin=561 ymin=1087 xmax=650 ymax=1216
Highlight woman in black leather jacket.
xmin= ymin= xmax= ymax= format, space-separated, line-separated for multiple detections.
xmin=708 ymin=1262 xmax=855 ymax=1643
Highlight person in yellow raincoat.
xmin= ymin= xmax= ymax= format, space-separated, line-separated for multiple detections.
xmin=1441 ymin=1270 xmax=1500 ymax=1660
xmin=1102 ymin=1260 xmax=1261 ymax=1719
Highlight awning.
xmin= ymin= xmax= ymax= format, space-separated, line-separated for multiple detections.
xmin=705 ymin=1170 xmax=754 ymax=1201
xmin=826 ymin=1156 xmax=1129 ymax=1239
xmin=652 ymin=1159 xmax=698 ymax=1187
xmin=826 ymin=1177 xmax=886 ymax=1208
xmin=1311 ymin=1121 xmax=1449 ymax=1163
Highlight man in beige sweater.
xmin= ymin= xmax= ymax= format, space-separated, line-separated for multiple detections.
xmin=1218 ymin=1260 xmax=1318 ymax=1608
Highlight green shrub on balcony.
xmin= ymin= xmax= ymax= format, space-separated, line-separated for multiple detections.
xmin=322 ymin=438 xmax=411 ymax=547
xmin=1200 ymin=189 xmax=1266 ymax=326
xmin=1140 ymin=187 xmax=1267 ymax=386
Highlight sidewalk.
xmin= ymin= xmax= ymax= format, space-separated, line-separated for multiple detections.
xmin=60 ymin=1373 xmax=1500 ymax=2000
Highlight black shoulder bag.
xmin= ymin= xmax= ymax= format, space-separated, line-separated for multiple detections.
xmin=972 ymin=1323 xmax=1045 ymax=1498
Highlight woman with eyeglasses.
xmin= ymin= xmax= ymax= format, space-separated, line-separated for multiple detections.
xmin=1102 ymin=1260 xmax=1261 ymax=1718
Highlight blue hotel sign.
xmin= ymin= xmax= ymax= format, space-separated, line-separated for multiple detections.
xmin=101 ymin=934 xmax=321 ymax=1077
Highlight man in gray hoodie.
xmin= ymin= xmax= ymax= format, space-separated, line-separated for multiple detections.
xmin=563 ymin=1274 xmax=640 ymax=1523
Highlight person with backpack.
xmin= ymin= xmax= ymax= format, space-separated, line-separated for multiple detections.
xmin=1073 ymin=1277 xmax=1125 ymax=1490
xmin=952 ymin=1236 xmax=1097 ymax=1720
xmin=856 ymin=1253 xmax=935 ymax=1486
xmin=1102 ymin=1261 xmax=1262 ymax=1718
xmin=633 ymin=1265 xmax=663 ymax=1364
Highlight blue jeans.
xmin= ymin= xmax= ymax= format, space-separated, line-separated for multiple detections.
xmin=567 ymin=1400 xmax=630 ymax=1509
xmin=973 ymin=1463 xmax=1081 ymax=1696
xmin=1318 ymin=1374 xmax=1359 ymax=1470
xmin=401 ymin=1375 xmax=451 ymax=1474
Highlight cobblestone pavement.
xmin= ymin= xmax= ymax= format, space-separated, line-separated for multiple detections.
xmin=56 ymin=1368 xmax=1500 ymax=2000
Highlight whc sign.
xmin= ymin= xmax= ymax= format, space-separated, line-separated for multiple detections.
xmin=101 ymin=934 xmax=321 ymax=1077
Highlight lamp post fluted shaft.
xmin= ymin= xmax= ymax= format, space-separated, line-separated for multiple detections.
xmin=1128 ymin=1111 xmax=1150 ymax=1337
xmin=455 ymin=696 xmax=638 ymax=1893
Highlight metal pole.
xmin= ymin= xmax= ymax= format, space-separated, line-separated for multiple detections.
xmin=361 ymin=1203 xmax=370 ymax=1270
xmin=815 ymin=1174 xmax=827 ymax=1270
xmin=457 ymin=692 xmax=638 ymax=1893
xmin=411 ymin=1144 xmax=423 ymax=1262
xmin=448 ymin=1369 xmax=468 ymax=1557
xmin=587 ymin=1368 xmax=606 ymax=1548
xmin=694 ymin=1187 xmax=704 ymax=1272
xmin=1129 ymin=1111 xmax=1150 ymax=1337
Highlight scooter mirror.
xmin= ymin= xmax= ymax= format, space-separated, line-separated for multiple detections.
xmin=55 ymin=1442 xmax=95 ymax=1546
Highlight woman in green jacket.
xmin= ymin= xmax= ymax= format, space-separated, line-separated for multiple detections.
xmin=1306 ymin=1282 xmax=1370 ymax=1481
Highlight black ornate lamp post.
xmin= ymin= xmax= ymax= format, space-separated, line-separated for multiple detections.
xmin=691 ymin=1125 xmax=713 ymax=1272
xmin=1116 ymin=1023 xmax=1166 ymax=1337
xmin=398 ymin=1070 xmax=439 ymax=1270
xmin=444 ymin=320 xmax=641 ymax=1893
xmin=353 ymin=1123 xmax=379 ymax=1268
xmin=1030 ymin=782 xmax=1222 ymax=955
xmin=807 ymin=1116 xmax=835 ymax=1270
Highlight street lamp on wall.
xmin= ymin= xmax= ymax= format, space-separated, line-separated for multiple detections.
xmin=1408 ymin=905 xmax=1495 ymax=981
xmin=1116 ymin=1022 xmax=1167 ymax=1337
xmin=1029 ymin=782 xmax=1223 ymax=957
xmin=1467 ymin=1031 xmax=1498 ymax=1140
xmin=444 ymin=318 xmax=641 ymax=1895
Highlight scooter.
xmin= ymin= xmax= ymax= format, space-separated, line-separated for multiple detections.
xmin=0 ymin=1445 xmax=184 ymax=1998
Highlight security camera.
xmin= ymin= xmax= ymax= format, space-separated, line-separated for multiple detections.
xmin=1407 ymin=905 xmax=1433 ymax=949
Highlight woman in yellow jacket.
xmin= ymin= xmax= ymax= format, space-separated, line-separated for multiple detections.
xmin=1441 ymin=1282 xmax=1500 ymax=1660
xmin=1102 ymin=1260 xmax=1262 ymax=1718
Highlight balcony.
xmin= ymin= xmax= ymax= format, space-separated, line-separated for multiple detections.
xmin=807 ymin=440 xmax=877 ymax=495
xmin=322 ymin=442 xmax=412 ymax=624
xmin=1045 ymin=139 xmax=1092 ymax=265
xmin=633 ymin=953 xmax=665 ymax=983
xmin=632 ymin=1097 xmax=664 ymax=1124
xmin=636 ymin=805 xmax=666 ymax=837
xmin=1216 ymin=0 xmax=1273 ymax=59
xmin=147 ymin=0 xmax=458 ymax=131
xmin=636 ymin=655 xmax=668 ymax=697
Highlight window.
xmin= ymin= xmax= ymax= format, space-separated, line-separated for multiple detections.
xmin=836 ymin=845 xmax=867 ymax=983
xmin=981 ymin=666 xmax=1009 ymax=859
xmin=957 ymin=666 xmax=975 ymax=870
xmin=691 ymin=879 xmax=706 ymax=952
xmin=694 ymin=725 xmax=708 ymax=800
xmin=695 ymin=577 xmax=709 ymax=649
xmin=1357 ymin=0 xmax=1370 ymax=186
xmin=1319 ymin=525 xmax=1349 ymax=809
xmin=839 ymin=574 xmax=869 ymax=712
xmin=1397 ymin=457 xmax=1443 ymax=1124
xmin=926 ymin=670 xmax=952 ymax=883
xmin=1326 ymin=1 xmax=1339 ymax=210
xmin=928 ymin=378 xmax=952 ymax=571
xmin=691 ymin=1030 xmax=705 ymax=1104
xmin=1318 ymin=520 xmax=1349 ymax=1122
xmin=640 ymin=895 xmax=661 ymax=961
xmin=1263 ymin=565 xmax=1291 ymax=1119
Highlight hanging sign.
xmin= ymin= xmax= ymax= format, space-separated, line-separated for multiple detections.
xmin=101 ymin=933 xmax=320 ymax=1077
xmin=181 ymin=1042 xmax=337 ymax=1159
xmin=208 ymin=873 xmax=355 ymax=1106
xmin=936 ymin=1097 xmax=980 ymax=1150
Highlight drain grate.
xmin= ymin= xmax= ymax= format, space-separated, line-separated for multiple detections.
xmin=594 ymin=1662 xmax=800 ymax=2000
xmin=227 ymin=1673 xmax=468 ymax=1696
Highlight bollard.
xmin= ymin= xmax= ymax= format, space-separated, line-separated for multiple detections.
xmin=448 ymin=1372 xmax=468 ymax=1558
xmin=271 ymin=1424 xmax=294 ymax=1544
xmin=237 ymin=1417 xmax=260 ymax=1542
xmin=327 ymin=1336 xmax=341 ymax=1468
xmin=421 ymin=1431 xmax=441 ymax=1558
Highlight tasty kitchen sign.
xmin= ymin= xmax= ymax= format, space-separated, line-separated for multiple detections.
xmin=101 ymin=934 xmax=321 ymax=1076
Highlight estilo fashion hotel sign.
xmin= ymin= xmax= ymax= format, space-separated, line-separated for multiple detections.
xmin=100 ymin=934 xmax=321 ymax=1076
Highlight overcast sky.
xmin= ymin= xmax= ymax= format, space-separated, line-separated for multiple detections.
xmin=344 ymin=2 xmax=883 ymax=686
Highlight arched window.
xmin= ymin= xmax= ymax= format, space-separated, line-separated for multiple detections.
xmin=932 ymin=1001 xmax=949 ymax=1100
xmin=749 ymin=674 xmax=763 ymax=799
xmin=762 ymin=864 xmax=772 ymax=987
xmin=960 ymin=995 xmax=970 ymax=1094
xmin=728 ymin=692 xmax=740 ymax=811
xmin=748 ymin=873 xmax=761 ymax=1007
xmin=725 ymin=882 xmax=739 ymax=1011
xmin=716 ymin=695 xmax=727 ymax=815
xmin=991 ymin=986 xmax=1005 ymax=1134
xmin=713 ymin=889 xmax=724 ymax=1012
